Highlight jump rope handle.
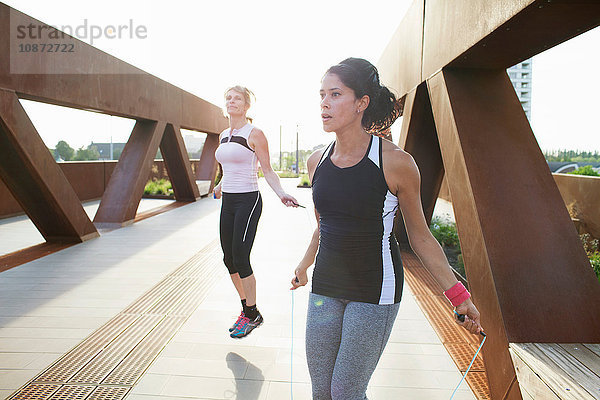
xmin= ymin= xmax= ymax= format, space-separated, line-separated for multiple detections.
xmin=454 ymin=310 xmax=486 ymax=337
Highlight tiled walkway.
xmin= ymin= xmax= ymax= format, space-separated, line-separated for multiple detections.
xmin=0 ymin=179 xmax=475 ymax=400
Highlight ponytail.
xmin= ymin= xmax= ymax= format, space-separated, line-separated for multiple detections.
xmin=326 ymin=58 xmax=402 ymax=136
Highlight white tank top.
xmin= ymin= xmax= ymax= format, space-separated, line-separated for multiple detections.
xmin=214 ymin=123 xmax=259 ymax=193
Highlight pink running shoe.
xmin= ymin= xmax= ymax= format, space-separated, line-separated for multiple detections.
xmin=230 ymin=312 xmax=263 ymax=339
xmin=229 ymin=311 xmax=245 ymax=332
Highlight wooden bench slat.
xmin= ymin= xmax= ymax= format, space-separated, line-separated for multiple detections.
xmin=559 ymin=343 xmax=600 ymax=378
xmin=585 ymin=344 xmax=600 ymax=358
xmin=537 ymin=343 xmax=600 ymax=399
xmin=510 ymin=343 xmax=595 ymax=399
xmin=510 ymin=347 xmax=561 ymax=400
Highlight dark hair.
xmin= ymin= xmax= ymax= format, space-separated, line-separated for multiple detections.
xmin=326 ymin=57 xmax=401 ymax=135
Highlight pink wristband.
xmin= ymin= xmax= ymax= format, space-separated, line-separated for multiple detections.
xmin=443 ymin=282 xmax=471 ymax=307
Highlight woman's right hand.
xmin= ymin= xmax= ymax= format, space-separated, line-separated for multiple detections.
xmin=290 ymin=266 xmax=308 ymax=290
xmin=213 ymin=184 xmax=222 ymax=199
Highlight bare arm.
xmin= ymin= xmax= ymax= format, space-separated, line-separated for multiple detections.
xmin=249 ymin=128 xmax=298 ymax=206
xmin=291 ymin=210 xmax=320 ymax=290
xmin=290 ymin=149 xmax=324 ymax=289
xmin=383 ymin=143 xmax=482 ymax=334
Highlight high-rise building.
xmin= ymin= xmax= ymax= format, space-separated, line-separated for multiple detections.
xmin=507 ymin=59 xmax=532 ymax=120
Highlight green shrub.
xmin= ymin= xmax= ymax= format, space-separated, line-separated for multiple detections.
xmin=430 ymin=216 xmax=460 ymax=248
xmin=590 ymin=252 xmax=600 ymax=282
xmin=580 ymin=233 xmax=599 ymax=253
xmin=299 ymin=174 xmax=311 ymax=186
xmin=568 ymin=165 xmax=600 ymax=177
xmin=580 ymin=234 xmax=600 ymax=282
xmin=430 ymin=216 xmax=465 ymax=279
xmin=277 ymin=171 xmax=299 ymax=178
xmin=144 ymin=179 xmax=173 ymax=196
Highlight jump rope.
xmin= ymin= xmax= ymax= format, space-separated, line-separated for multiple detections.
xmin=289 ymin=202 xmax=486 ymax=400
xmin=450 ymin=311 xmax=487 ymax=400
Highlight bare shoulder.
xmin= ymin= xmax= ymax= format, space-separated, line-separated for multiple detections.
xmin=307 ymin=147 xmax=326 ymax=169
xmin=249 ymin=127 xmax=266 ymax=141
xmin=381 ymin=139 xmax=417 ymax=171
xmin=381 ymin=138 xmax=420 ymax=194
xmin=248 ymin=127 xmax=268 ymax=152
xmin=307 ymin=145 xmax=328 ymax=180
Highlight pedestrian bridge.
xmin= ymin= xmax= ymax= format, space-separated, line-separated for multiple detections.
xmin=0 ymin=179 xmax=481 ymax=400
xmin=1 ymin=1 xmax=600 ymax=399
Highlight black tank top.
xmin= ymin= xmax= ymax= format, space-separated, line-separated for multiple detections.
xmin=311 ymin=135 xmax=403 ymax=305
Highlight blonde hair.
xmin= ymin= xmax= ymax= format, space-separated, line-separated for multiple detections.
xmin=225 ymin=85 xmax=255 ymax=107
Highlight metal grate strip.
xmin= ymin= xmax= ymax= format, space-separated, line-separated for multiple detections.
xmin=169 ymin=278 xmax=216 ymax=316
xmin=69 ymin=315 xmax=163 ymax=384
xmin=445 ymin=343 xmax=486 ymax=371
xmin=37 ymin=314 xmax=138 ymax=383
xmin=404 ymin=265 xmax=443 ymax=296
xmin=87 ymin=386 xmax=130 ymax=400
xmin=8 ymin=239 xmax=224 ymax=399
xmin=120 ymin=276 xmax=180 ymax=315
xmin=170 ymin=250 xmax=213 ymax=277
xmin=145 ymin=277 xmax=197 ymax=315
xmin=401 ymin=250 xmax=491 ymax=400
xmin=8 ymin=384 xmax=60 ymax=400
xmin=178 ymin=247 xmax=221 ymax=278
xmin=49 ymin=385 xmax=95 ymax=400
xmin=103 ymin=316 xmax=187 ymax=385
xmin=416 ymin=294 xmax=478 ymax=345
xmin=466 ymin=371 xmax=491 ymax=399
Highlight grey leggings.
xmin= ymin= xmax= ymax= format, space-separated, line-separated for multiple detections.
xmin=306 ymin=293 xmax=400 ymax=400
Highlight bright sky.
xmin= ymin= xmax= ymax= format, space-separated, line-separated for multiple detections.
xmin=6 ymin=0 xmax=600 ymax=153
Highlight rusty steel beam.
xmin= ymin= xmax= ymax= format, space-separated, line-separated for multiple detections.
xmin=394 ymin=83 xmax=444 ymax=247
xmin=435 ymin=0 xmax=600 ymax=71
xmin=379 ymin=3 xmax=600 ymax=399
xmin=0 ymin=4 xmax=228 ymax=135
xmin=0 ymin=3 xmax=228 ymax=241
xmin=428 ymin=68 xmax=600 ymax=399
xmin=379 ymin=0 xmax=600 ymax=98
xmin=398 ymin=83 xmax=443 ymax=224
xmin=378 ymin=0 xmax=424 ymax=98
xmin=0 ymin=88 xmax=98 ymax=242
xmin=94 ymin=120 xmax=166 ymax=228
xmin=160 ymin=124 xmax=200 ymax=202
xmin=196 ymin=133 xmax=220 ymax=193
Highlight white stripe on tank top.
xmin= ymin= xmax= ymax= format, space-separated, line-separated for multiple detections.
xmin=367 ymin=138 xmax=399 ymax=304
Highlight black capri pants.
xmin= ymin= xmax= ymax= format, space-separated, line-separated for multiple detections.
xmin=219 ymin=191 xmax=262 ymax=279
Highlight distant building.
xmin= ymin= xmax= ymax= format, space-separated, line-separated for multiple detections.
xmin=90 ymin=142 xmax=126 ymax=160
xmin=507 ymin=59 xmax=532 ymax=120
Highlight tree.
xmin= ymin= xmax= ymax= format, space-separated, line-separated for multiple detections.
xmin=73 ymin=145 xmax=100 ymax=161
xmin=54 ymin=140 xmax=74 ymax=161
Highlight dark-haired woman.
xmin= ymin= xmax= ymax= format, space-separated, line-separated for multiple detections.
xmin=290 ymin=58 xmax=483 ymax=399
xmin=214 ymin=85 xmax=298 ymax=339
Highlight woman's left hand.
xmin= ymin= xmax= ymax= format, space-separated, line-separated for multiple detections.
xmin=455 ymin=298 xmax=483 ymax=335
xmin=280 ymin=193 xmax=300 ymax=207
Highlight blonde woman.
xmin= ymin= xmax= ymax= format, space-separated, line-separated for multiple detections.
xmin=214 ymin=86 xmax=298 ymax=338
